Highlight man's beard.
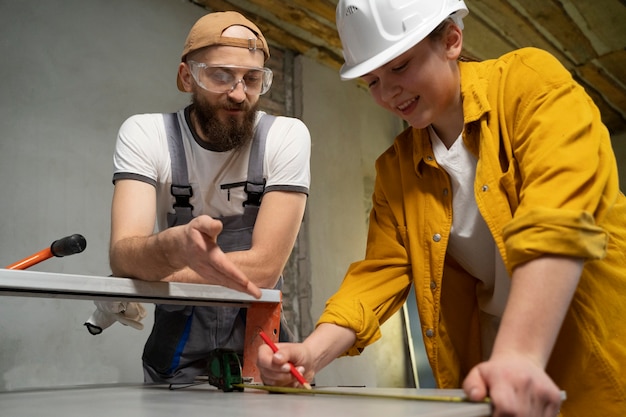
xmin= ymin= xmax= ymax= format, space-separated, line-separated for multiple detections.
xmin=190 ymin=92 xmax=257 ymax=152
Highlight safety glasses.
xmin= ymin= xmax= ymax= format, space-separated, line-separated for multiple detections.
xmin=188 ymin=61 xmax=273 ymax=95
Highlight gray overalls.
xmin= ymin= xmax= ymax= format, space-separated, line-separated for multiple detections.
xmin=142 ymin=111 xmax=288 ymax=384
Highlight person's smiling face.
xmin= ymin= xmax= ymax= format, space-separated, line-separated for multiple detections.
xmin=360 ymin=23 xmax=463 ymax=135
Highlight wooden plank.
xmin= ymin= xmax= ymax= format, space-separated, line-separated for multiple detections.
xmin=244 ymin=0 xmax=343 ymax=50
xmin=185 ymin=0 xmax=626 ymax=135
xmin=466 ymin=0 xmax=572 ymax=64
xmin=577 ymin=61 xmax=626 ymax=116
xmin=510 ymin=0 xmax=597 ymax=65
xmin=192 ymin=0 xmax=343 ymax=70
xmin=595 ymin=49 xmax=626 ymax=92
xmin=572 ymin=74 xmax=626 ymax=134
xmin=566 ymin=0 xmax=626 ymax=53
xmin=290 ymin=0 xmax=337 ymax=24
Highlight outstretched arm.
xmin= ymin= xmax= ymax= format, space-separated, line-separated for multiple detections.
xmin=224 ymin=190 xmax=307 ymax=289
xmin=109 ymin=179 xmax=260 ymax=297
xmin=110 ymin=179 xmax=306 ymax=294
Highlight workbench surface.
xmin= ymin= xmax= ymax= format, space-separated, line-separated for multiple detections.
xmin=1 ymin=384 xmax=492 ymax=417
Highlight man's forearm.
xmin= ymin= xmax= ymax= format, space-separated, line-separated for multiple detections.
xmin=109 ymin=228 xmax=185 ymax=281
xmin=225 ymin=250 xmax=285 ymax=289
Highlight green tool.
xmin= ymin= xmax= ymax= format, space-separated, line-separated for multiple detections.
xmin=207 ymin=349 xmax=244 ymax=392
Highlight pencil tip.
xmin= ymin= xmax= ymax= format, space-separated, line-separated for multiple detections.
xmin=303 ymin=383 xmax=312 ymax=390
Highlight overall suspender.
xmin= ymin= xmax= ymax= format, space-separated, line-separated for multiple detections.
xmin=143 ymin=112 xmax=285 ymax=382
xmin=164 ymin=112 xmax=276 ymax=227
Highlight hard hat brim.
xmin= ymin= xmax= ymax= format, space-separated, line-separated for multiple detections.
xmin=339 ymin=37 xmax=422 ymax=80
xmin=338 ymin=27 xmax=432 ymax=81
xmin=338 ymin=6 xmax=468 ymax=81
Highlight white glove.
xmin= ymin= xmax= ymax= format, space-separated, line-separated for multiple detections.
xmin=84 ymin=300 xmax=147 ymax=335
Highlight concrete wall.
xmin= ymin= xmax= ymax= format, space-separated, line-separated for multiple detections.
xmin=299 ymin=58 xmax=406 ymax=387
xmin=0 ymin=0 xmax=203 ymax=390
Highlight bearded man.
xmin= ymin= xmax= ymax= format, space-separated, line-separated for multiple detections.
xmin=107 ymin=11 xmax=310 ymax=384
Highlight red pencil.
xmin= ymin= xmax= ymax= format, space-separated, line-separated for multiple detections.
xmin=259 ymin=330 xmax=312 ymax=390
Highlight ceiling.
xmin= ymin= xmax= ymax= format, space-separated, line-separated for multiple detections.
xmin=192 ymin=0 xmax=626 ymax=136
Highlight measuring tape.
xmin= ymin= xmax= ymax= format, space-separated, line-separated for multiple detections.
xmin=234 ymin=383 xmax=481 ymax=403
xmin=207 ymin=349 xmax=564 ymax=405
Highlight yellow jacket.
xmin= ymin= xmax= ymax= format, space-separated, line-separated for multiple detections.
xmin=318 ymin=48 xmax=626 ymax=416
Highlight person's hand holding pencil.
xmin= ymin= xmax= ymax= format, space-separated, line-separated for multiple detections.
xmin=258 ymin=330 xmax=312 ymax=390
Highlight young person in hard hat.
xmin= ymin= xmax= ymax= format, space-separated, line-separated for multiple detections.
xmin=258 ymin=1 xmax=626 ymax=416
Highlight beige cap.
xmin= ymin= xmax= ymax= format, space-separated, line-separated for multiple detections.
xmin=177 ymin=11 xmax=270 ymax=91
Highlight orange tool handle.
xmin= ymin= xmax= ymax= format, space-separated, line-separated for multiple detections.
xmin=5 ymin=248 xmax=54 ymax=270
xmin=5 ymin=234 xmax=87 ymax=270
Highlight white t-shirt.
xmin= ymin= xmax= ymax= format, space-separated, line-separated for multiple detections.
xmin=430 ymin=126 xmax=511 ymax=359
xmin=113 ymin=108 xmax=311 ymax=232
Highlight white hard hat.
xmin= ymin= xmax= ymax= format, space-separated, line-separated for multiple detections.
xmin=336 ymin=0 xmax=469 ymax=80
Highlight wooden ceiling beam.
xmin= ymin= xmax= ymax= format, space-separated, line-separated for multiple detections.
xmin=191 ymin=0 xmax=343 ymax=69
xmin=243 ymin=0 xmax=343 ymax=50
xmin=183 ymin=0 xmax=625 ymax=135
xmin=289 ymin=0 xmax=337 ymax=24
xmin=512 ymin=0 xmax=598 ymax=65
